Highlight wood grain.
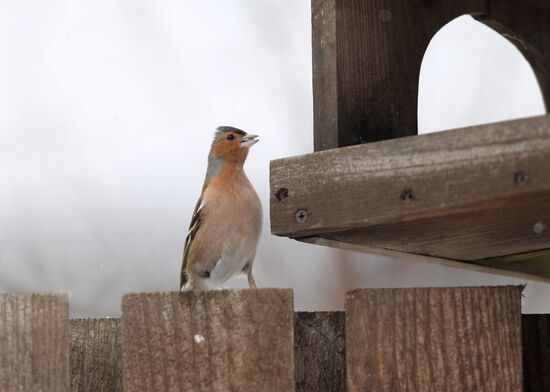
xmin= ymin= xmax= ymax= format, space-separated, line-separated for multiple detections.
xmin=346 ymin=286 xmax=523 ymax=392
xmin=311 ymin=0 xmax=550 ymax=150
xmin=295 ymin=312 xmax=345 ymax=392
xmin=70 ymin=318 xmax=121 ymax=392
xmin=312 ymin=0 xmax=488 ymax=150
xmin=321 ymin=191 xmax=550 ymax=262
xmin=271 ymin=115 xmax=550 ymax=272
xmin=476 ymin=249 xmax=550 ymax=278
xmin=312 ymin=0 xmax=338 ymax=151
xmin=522 ymin=314 xmax=550 ymax=392
xmin=477 ymin=0 xmax=550 ymax=110
xmin=121 ymin=289 xmax=294 ymax=392
xmin=0 ymin=293 xmax=70 ymax=392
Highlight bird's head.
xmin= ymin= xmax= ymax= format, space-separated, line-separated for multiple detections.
xmin=210 ymin=126 xmax=259 ymax=164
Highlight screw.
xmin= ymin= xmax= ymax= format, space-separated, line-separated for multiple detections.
xmin=533 ymin=221 xmax=545 ymax=235
xmin=515 ymin=172 xmax=529 ymax=186
xmin=295 ymin=209 xmax=308 ymax=224
xmin=275 ymin=187 xmax=289 ymax=201
xmin=400 ymin=188 xmax=415 ymax=202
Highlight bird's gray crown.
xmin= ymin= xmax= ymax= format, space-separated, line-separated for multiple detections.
xmin=216 ymin=126 xmax=247 ymax=136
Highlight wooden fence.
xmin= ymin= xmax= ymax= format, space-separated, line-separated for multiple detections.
xmin=1 ymin=286 xmax=549 ymax=391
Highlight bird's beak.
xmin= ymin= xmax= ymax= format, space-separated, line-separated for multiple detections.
xmin=240 ymin=134 xmax=259 ymax=148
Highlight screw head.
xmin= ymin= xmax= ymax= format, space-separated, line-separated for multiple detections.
xmin=533 ymin=221 xmax=545 ymax=235
xmin=275 ymin=187 xmax=289 ymax=201
xmin=295 ymin=209 xmax=308 ymax=224
xmin=400 ymin=188 xmax=415 ymax=202
xmin=515 ymin=172 xmax=529 ymax=186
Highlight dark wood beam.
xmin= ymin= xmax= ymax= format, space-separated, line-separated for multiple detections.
xmin=312 ymin=0 xmax=550 ymax=151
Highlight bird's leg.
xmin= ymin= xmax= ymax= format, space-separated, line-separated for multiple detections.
xmin=247 ymin=269 xmax=257 ymax=289
xmin=242 ymin=262 xmax=257 ymax=288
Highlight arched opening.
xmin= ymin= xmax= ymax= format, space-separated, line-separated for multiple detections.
xmin=418 ymin=15 xmax=545 ymax=134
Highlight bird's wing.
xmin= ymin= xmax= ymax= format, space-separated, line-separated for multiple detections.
xmin=180 ymin=197 xmax=204 ymax=289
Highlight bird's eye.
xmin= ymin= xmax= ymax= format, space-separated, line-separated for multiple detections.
xmin=226 ymin=134 xmax=235 ymax=141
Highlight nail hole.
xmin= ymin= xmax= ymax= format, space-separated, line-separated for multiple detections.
xmin=275 ymin=187 xmax=289 ymax=201
xmin=400 ymin=189 xmax=415 ymax=202
xmin=514 ymin=172 xmax=529 ymax=186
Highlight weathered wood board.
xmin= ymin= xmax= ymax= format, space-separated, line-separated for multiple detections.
xmin=522 ymin=314 xmax=550 ymax=392
xmin=295 ymin=311 xmax=345 ymax=392
xmin=271 ymin=115 xmax=550 ymax=278
xmin=0 ymin=293 xmax=70 ymax=392
xmin=0 ymin=290 xmax=535 ymax=391
xmin=346 ymin=286 xmax=523 ymax=391
xmin=312 ymin=0 xmax=550 ymax=150
xmin=121 ymin=289 xmax=295 ymax=392
xmin=70 ymin=318 xmax=121 ymax=392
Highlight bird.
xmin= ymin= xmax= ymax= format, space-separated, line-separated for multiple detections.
xmin=180 ymin=126 xmax=262 ymax=290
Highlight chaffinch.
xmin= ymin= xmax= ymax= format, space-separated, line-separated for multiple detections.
xmin=180 ymin=126 xmax=262 ymax=290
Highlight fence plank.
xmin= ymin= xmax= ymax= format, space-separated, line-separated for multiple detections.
xmin=295 ymin=312 xmax=345 ymax=392
xmin=70 ymin=318 xmax=121 ymax=392
xmin=121 ymin=289 xmax=294 ymax=392
xmin=522 ymin=314 xmax=550 ymax=392
xmin=346 ymin=286 xmax=523 ymax=392
xmin=0 ymin=293 xmax=70 ymax=392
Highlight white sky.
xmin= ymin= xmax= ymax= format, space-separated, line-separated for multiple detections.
xmin=0 ymin=2 xmax=547 ymax=316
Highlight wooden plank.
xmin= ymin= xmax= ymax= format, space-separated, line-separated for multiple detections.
xmin=272 ymin=115 xmax=550 ymax=238
xmin=314 ymin=192 xmax=550 ymax=280
xmin=302 ymin=236 xmax=550 ymax=284
xmin=312 ymin=0 xmax=488 ymax=150
xmin=476 ymin=249 xmax=550 ymax=278
xmin=312 ymin=0 xmax=338 ymax=151
xmin=294 ymin=312 xmax=345 ymax=392
xmin=321 ymin=191 xmax=550 ymax=262
xmin=346 ymin=286 xmax=523 ymax=391
xmin=121 ymin=289 xmax=294 ymax=392
xmin=56 ymin=313 xmax=548 ymax=392
xmin=271 ymin=115 xmax=550 ymax=273
xmin=312 ymin=0 xmax=550 ymax=151
xmin=70 ymin=318 xmax=121 ymax=392
xmin=0 ymin=293 xmax=70 ymax=392
xmin=522 ymin=314 xmax=550 ymax=392
xmin=477 ymin=0 xmax=550 ymax=110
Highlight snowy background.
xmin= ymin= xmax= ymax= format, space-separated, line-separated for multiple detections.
xmin=0 ymin=1 xmax=548 ymax=317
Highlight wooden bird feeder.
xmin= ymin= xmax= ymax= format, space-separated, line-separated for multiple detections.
xmin=270 ymin=0 xmax=550 ymax=280
xmin=3 ymin=2 xmax=550 ymax=392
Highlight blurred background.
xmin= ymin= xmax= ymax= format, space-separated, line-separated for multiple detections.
xmin=0 ymin=1 xmax=548 ymax=317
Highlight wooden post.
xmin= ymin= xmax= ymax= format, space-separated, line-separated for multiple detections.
xmin=121 ymin=289 xmax=295 ymax=392
xmin=294 ymin=312 xmax=345 ymax=392
xmin=312 ymin=0 xmax=550 ymax=151
xmin=476 ymin=0 xmax=550 ymax=110
xmin=522 ymin=314 xmax=550 ymax=392
xmin=346 ymin=286 xmax=523 ymax=391
xmin=70 ymin=318 xmax=122 ymax=392
xmin=0 ymin=293 xmax=70 ymax=392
